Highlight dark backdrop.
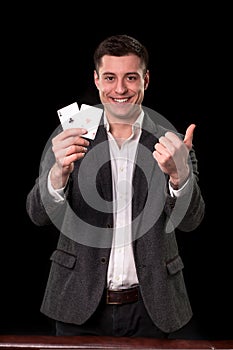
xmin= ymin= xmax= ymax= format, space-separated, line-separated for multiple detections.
xmin=1 ymin=6 xmax=231 ymax=340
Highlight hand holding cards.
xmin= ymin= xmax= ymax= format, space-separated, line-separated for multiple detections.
xmin=57 ymin=102 xmax=102 ymax=140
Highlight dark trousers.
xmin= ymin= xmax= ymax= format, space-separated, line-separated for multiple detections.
xmin=55 ymin=290 xmax=168 ymax=338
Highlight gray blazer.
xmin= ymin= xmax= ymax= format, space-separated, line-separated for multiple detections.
xmin=26 ymin=108 xmax=205 ymax=333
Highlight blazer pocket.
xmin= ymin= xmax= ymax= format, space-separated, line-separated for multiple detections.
xmin=166 ymin=255 xmax=184 ymax=275
xmin=50 ymin=249 xmax=76 ymax=269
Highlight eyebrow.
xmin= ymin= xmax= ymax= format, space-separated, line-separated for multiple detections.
xmin=102 ymin=72 xmax=140 ymax=76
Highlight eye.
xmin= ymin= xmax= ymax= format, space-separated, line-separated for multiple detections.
xmin=104 ymin=76 xmax=115 ymax=81
xmin=127 ymin=75 xmax=138 ymax=81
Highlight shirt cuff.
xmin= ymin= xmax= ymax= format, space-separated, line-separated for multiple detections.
xmin=47 ymin=168 xmax=66 ymax=202
xmin=169 ymin=176 xmax=192 ymax=198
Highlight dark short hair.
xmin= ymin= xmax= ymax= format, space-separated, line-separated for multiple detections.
xmin=94 ymin=34 xmax=149 ymax=74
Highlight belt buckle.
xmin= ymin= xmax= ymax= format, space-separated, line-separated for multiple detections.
xmin=106 ymin=290 xmax=122 ymax=305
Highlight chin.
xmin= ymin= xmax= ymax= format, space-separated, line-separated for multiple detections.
xmin=105 ymin=103 xmax=140 ymax=120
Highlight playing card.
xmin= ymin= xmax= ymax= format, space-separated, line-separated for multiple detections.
xmin=57 ymin=102 xmax=102 ymax=140
xmin=57 ymin=102 xmax=79 ymax=125
xmin=78 ymin=104 xmax=102 ymax=140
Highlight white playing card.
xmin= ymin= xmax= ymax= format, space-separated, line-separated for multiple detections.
xmin=57 ymin=102 xmax=102 ymax=140
xmin=57 ymin=102 xmax=79 ymax=125
xmin=78 ymin=104 xmax=102 ymax=140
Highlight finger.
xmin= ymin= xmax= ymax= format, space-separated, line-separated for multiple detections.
xmin=53 ymin=134 xmax=90 ymax=152
xmin=74 ymin=136 xmax=90 ymax=147
xmin=163 ymin=132 xmax=181 ymax=148
xmin=65 ymin=145 xmax=88 ymax=157
xmin=58 ymin=150 xmax=86 ymax=168
xmin=158 ymin=135 xmax=177 ymax=155
xmin=56 ymin=128 xmax=88 ymax=142
xmin=154 ymin=142 xmax=170 ymax=156
xmin=184 ymin=124 xmax=196 ymax=150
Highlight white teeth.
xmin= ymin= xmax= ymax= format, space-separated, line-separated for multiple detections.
xmin=114 ymin=98 xmax=128 ymax=103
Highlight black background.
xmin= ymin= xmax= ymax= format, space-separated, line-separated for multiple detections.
xmin=1 ymin=5 xmax=231 ymax=339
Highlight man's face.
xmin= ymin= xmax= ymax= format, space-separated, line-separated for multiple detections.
xmin=94 ymin=54 xmax=149 ymax=121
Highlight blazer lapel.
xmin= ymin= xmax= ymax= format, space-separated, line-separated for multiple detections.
xmin=88 ymin=119 xmax=113 ymax=204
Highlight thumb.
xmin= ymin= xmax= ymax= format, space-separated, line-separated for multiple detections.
xmin=184 ymin=123 xmax=196 ymax=150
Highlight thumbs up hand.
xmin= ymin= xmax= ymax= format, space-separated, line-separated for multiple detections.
xmin=153 ymin=124 xmax=196 ymax=189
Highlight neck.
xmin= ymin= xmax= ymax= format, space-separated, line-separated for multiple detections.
xmin=109 ymin=121 xmax=132 ymax=147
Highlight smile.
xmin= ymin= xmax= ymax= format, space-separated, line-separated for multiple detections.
xmin=113 ymin=98 xmax=129 ymax=103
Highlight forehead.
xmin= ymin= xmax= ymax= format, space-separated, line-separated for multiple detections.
xmin=99 ymin=54 xmax=143 ymax=74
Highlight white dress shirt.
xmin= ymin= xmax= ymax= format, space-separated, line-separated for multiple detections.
xmin=104 ymin=113 xmax=143 ymax=290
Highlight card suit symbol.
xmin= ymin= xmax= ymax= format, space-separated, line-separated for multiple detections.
xmin=69 ymin=117 xmax=74 ymax=123
xmin=85 ymin=118 xmax=92 ymax=124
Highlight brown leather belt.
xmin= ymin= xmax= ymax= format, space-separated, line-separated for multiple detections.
xmin=106 ymin=287 xmax=140 ymax=305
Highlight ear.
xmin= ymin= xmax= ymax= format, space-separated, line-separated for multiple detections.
xmin=144 ymin=70 xmax=150 ymax=90
xmin=94 ymin=70 xmax=99 ymax=90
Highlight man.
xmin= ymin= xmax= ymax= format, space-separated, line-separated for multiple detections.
xmin=26 ymin=34 xmax=205 ymax=337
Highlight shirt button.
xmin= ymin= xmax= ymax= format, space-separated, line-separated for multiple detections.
xmin=100 ymin=257 xmax=107 ymax=264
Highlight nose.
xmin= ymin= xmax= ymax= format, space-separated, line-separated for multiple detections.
xmin=115 ymin=79 xmax=127 ymax=94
